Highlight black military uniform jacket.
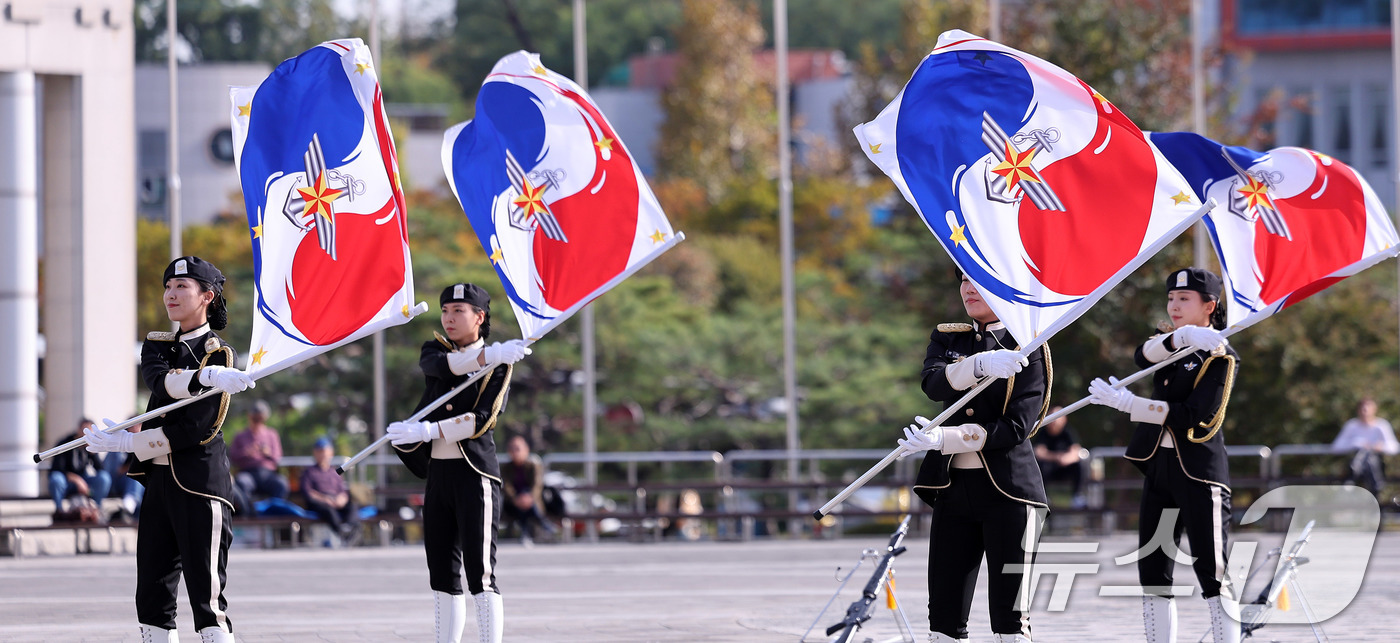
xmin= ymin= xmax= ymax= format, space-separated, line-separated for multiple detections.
xmin=129 ymin=323 xmax=236 ymax=508
xmin=913 ymin=321 xmax=1051 ymax=507
xmin=1124 ymin=332 xmax=1238 ymax=489
xmin=394 ymin=333 xmax=512 ymax=481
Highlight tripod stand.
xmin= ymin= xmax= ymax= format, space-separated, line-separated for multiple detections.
xmin=802 ymin=515 xmax=918 ymax=643
xmin=1197 ymin=520 xmax=1329 ymax=642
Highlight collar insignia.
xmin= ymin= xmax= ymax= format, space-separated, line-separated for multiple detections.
xmin=1184 ymin=362 xmax=1198 ymax=371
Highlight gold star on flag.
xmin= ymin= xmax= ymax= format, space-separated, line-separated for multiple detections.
xmin=355 ymin=62 xmax=370 ymax=75
xmin=950 ymin=222 xmax=968 ymax=248
xmin=512 ymin=178 xmax=549 ymax=218
xmin=251 ymin=224 xmax=263 ymax=239
xmin=869 ymin=142 xmax=883 ymax=154
xmin=237 ymin=102 xmax=251 ymax=117
xmin=297 ymin=171 xmax=344 ymax=223
xmin=489 ymin=247 xmax=504 ymax=264
xmin=990 ymin=143 xmax=1040 ymax=191
xmin=251 ymin=346 xmax=268 ymax=366
xmin=532 ymin=64 xmax=548 ymax=75
xmin=595 ymin=137 xmax=614 ymax=151
xmin=649 ymin=229 xmax=666 ymax=244
xmin=401 ymin=305 xmax=411 ymax=318
xmin=1237 ymin=175 xmax=1274 ymax=212
xmin=1170 ymin=191 xmax=1193 ymax=205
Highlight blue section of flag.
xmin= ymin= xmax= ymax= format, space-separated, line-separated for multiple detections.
xmin=894 ymin=50 xmax=1062 ymax=307
xmin=1148 ymin=131 xmax=1266 ymax=199
xmin=447 ymin=81 xmax=551 ymax=320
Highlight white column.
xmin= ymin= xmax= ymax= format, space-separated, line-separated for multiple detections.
xmin=0 ymin=71 xmax=40 ymax=496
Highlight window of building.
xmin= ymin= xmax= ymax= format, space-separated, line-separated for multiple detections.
xmin=137 ymin=129 xmax=167 ymax=218
xmin=1370 ymin=84 xmax=1390 ymax=169
xmin=1236 ymin=0 xmax=1391 ymax=35
xmin=1289 ymin=88 xmax=1314 ymax=150
xmin=1330 ymin=87 xmax=1352 ymax=163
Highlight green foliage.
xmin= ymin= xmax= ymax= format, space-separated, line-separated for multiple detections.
xmin=134 ymin=0 xmax=343 ymax=64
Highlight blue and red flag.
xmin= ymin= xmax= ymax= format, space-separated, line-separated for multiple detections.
xmin=1150 ymin=131 xmax=1399 ymax=327
xmin=855 ymin=30 xmax=1205 ymax=347
xmin=442 ymin=51 xmax=681 ymax=341
xmin=230 ymin=38 xmax=419 ymax=377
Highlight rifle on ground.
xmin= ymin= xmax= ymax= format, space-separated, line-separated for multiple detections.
xmin=817 ymin=515 xmax=914 ymax=643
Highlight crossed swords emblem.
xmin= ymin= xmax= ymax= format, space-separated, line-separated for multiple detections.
xmin=280 ymin=133 xmax=366 ymax=261
xmin=1221 ymin=152 xmax=1292 ymax=241
xmin=504 ymin=149 xmax=569 ymax=242
xmin=980 ymin=112 xmax=1066 ymax=212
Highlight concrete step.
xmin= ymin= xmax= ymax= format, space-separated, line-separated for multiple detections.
xmin=0 ymin=497 xmax=124 ymax=528
xmin=0 ymin=524 xmax=137 ymax=557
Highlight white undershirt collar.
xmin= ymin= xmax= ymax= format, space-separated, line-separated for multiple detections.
xmin=179 ymin=323 xmax=211 ymax=342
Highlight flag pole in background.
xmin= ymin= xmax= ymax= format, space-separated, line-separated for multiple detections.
xmin=774 ymin=0 xmax=803 ymax=534
xmin=1390 ymin=0 xmax=1400 ymax=384
xmin=167 ymin=0 xmax=181 ymax=261
xmin=572 ymin=0 xmax=600 ymax=544
xmin=368 ymin=0 xmax=386 ymax=491
xmin=1190 ymin=0 xmax=1210 ymax=269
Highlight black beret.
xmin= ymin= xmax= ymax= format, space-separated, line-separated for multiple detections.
xmin=163 ymin=256 xmax=225 ymax=293
xmin=1165 ymin=267 xmax=1222 ymax=299
xmin=440 ymin=283 xmax=490 ymax=310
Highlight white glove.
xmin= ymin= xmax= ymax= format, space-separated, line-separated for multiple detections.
xmin=896 ymin=416 xmax=942 ymax=458
xmin=976 ymin=349 xmax=1028 ymax=379
xmin=386 ymin=420 xmax=440 ymax=445
xmin=198 ymin=365 xmax=255 ymax=394
xmin=84 ymin=425 xmax=134 ymax=453
xmin=482 ymin=339 xmax=531 ymax=366
xmin=1087 ymin=377 xmax=1134 ymax=412
xmin=1173 ymin=325 xmax=1227 ymax=353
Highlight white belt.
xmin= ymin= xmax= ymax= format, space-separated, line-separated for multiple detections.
xmin=430 ymin=437 xmax=465 ymax=460
xmin=1159 ymin=430 xmax=1176 ymax=448
xmin=950 ymin=452 xmax=983 ymax=469
xmin=153 ymin=454 xmax=170 ymax=465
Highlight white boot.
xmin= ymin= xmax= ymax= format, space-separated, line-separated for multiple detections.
xmin=1143 ymin=595 xmax=1177 ymax=643
xmin=928 ymin=634 xmax=967 ymax=642
xmin=139 ymin=625 xmax=179 ymax=643
xmin=197 ymin=626 xmax=233 ymax=643
xmin=1207 ymin=595 xmax=1241 ymax=643
xmin=992 ymin=634 xmax=1033 ymax=642
xmin=434 ymin=591 xmax=467 ymax=643
xmin=473 ymin=591 xmax=503 ymax=643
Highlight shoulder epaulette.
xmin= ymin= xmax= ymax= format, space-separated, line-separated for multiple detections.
xmin=433 ymin=331 xmax=455 ymax=350
xmin=937 ymin=323 xmax=974 ymax=333
xmin=146 ymin=331 xmax=176 ymax=341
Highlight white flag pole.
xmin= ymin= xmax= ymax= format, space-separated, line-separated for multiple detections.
xmin=813 ymin=199 xmax=1215 ymax=519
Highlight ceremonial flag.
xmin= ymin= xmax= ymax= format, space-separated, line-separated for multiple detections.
xmin=231 ymin=38 xmax=419 ymax=377
xmin=854 ymin=30 xmax=1206 ymax=347
xmin=441 ymin=51 xmax=682 ymax=341
xmin=1150 ymin=131 xmax=1400 ymax=327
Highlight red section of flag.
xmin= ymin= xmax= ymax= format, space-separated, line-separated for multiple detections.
xmin=531 ymin=88 xmax=639 ymax=309
xmin=1255 ymin=154 xmax=1367 ymax=306
xmin=1017 ymin=82 xmax=1159 ymax=297
xmin=288 ymin=198 xmax=406 ymax=344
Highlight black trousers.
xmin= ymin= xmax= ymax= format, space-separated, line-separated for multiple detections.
xmin=424 ymin=459 xmax=501 ymax=596
xmin=135 ymin=465 xmax=233 ymax=632
xmin=305 ymin=496 xmax=359 ymax=534
xmin=927 ymin=469 xmax=1043 ymax=638
xmin=1137 ymin=451 xmax=1232 ymax=599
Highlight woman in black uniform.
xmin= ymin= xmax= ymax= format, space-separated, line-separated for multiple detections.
xmin=1086 ymin=267 xmax=1238 ymax=643
xmin=898 ymin=272 xmax=1051 ymax=643
xmin=388 ymin=283 xmax=528 ymax=643
xmin=85 ymin=256 xmax=253 ymax=643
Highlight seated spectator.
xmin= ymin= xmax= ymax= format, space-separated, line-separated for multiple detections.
xmin=500 ymin=435 xmax=557 ymax=545
xmin=1033 ymin=407 xmax=1085 ymax=508
xmin=48 ymin=418 xmax=112 ymax=520
xmin=1331 ymin=396 xmax=1400 ymax=496
xmin=229 ymin=400 xmax=290 ymax=502
xmin=301 ymin=437 xmax=359 ymax=546
xmin=101 ymin=421 xmax=145 ymax=524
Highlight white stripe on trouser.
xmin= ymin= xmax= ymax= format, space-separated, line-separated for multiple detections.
xmin=479 ymin=477 xmax=494 ymax=592
xmin=1209 ymin=486 xmax=1224 ymax=588
xmin=208 ymin=500 xmax=228 ymax=631
xmin=1015 ymin=506 xmax=1042 ymax=634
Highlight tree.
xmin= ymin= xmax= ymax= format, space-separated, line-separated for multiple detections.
xmin=657 ymin=0 xmax=776 ymax=201
xmin=133 ymin=0 xmax=343 ymax=64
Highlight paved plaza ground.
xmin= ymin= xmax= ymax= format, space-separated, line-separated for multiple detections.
xmin=0 ymin=528 xmax=1396 ymax=642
